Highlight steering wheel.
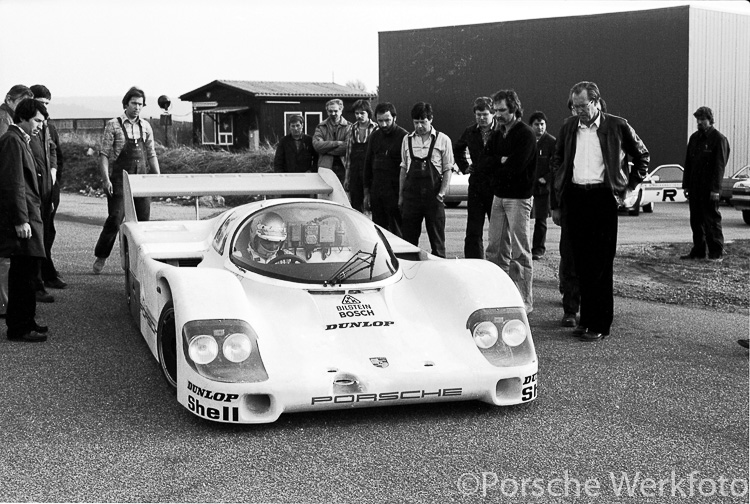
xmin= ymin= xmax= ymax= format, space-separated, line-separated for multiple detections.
xmin=267 ymin=253 xmax=307 ymax=265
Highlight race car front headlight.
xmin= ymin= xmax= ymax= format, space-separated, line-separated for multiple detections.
xmin=466 ymin=308 xmax=535 ymax=367
xmin=182 ymin=319 xmax=268 ymax=383
xmin=189 ymin=335 xmax=219 ymax=364
xmin=223 ymin=332 xmax=252 ymax=363
xmin=501 ymin=319 xmax=527 ymax=347
xmin=473 ymin=321 xmax=499 ymax=349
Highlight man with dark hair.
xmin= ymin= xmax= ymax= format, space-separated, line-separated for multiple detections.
xmin=681 ymin=106 xmax=730 ymax=262
xmin=93 ymin=86 xmax=160 ymax=274
xmin=453 ymin=97 xmax=496 ymax=259
xmin=484 ymin=89 xmax=537 ymax=313
xmin=313 ymin=98 xmax=350 ymax=185
xmin=344 ymin=99 xmax=377 ymax=212
xmin=273 ymin=115 xmax=317 ymax=173
xmin=29 ymin=85 xmax=66 ymax=290
xmin=551 ymin=81 xmax=649 ymax=341
xmin=0 ymin=85 xmax=34 ymax=318
xmin=399 ymin=102 xmax=454 ymax=257
xmin=363 ymin=102 xmax=407 ymax=236
xmin=0 ymin=99 xmax=50 ymax=342
xmin=528 ymin=111 xmax=556 ymax=261
xmin=26 ymin=85 xmax=61 ymax=302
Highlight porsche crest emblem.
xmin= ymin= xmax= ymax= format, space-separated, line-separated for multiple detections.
xmin=370 ymin=357 xmax=389 ymax=368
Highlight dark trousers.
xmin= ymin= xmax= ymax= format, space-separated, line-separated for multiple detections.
xmin=464 ymin=177 xmax=494 ymax=259
xmin=558 ymin=215 xmax=580 ymax=316
xmin=402 ymin=192 xmax=446 ymax=258
xmin=564 ymin=186 xmax=618 ymax=334
xmin=370 ymin=174 xmax=402 ymax=237
xmin=687 ymin=192 xmax=724 ymax=258
xmin=94 ymin=191 xmax=151 ymax=259
xmin=41 ymin=182 xmax=60 ymax=281
xmin=7 ymin=255 xmax=40 ymax=337
xmin=349 ymin=167 xmax=364 ymax=213
xmin=532 ymin=192 xmax=550 ymax=256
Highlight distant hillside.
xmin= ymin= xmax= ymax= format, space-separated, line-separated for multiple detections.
xmin=48 ymin=96 xmax=193 ymax=122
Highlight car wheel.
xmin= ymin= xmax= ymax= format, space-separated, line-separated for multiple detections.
xmin=743 ymin=210 xmax=750 ymax=225
xmin=643 ymin=202 xmax=654 ymax=213
xmin=444 ymin=201 xmax=461 ymax=208
xmin=157 ymin=301 xmax=178 ymax=389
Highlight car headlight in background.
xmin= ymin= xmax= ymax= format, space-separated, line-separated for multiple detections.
xmin=466 ymin=308 xmax=534 ymax=367
xmin=182 ymin=319 xmax=268 ymax=383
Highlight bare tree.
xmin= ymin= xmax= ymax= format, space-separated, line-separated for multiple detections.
xmin=345 ymin=79 xmax=369 ymax=92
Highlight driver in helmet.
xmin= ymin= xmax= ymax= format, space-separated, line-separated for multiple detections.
xmin=247 ymin=212 xmax=287 ymax=263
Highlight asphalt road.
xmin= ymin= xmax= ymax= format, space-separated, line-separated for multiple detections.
xmin=0 ymin=195 xmax=747 ymax=503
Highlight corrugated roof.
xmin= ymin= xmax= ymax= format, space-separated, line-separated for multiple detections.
xmin=181 ymin=80 xmax=375 ymax=100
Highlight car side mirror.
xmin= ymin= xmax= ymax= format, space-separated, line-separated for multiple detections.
xmin=650 ymin=175 xmax=660 ymax=182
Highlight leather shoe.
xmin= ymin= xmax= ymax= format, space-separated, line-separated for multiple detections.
xmin=36 ymin=290 xmax=55 ymax=303
xmin=680 ymin=253 xmax=704 ymax=260
xmin=7 ymin=331 xmax=47 ymax=342
xmin=33 ymin=322 xmax=49 ymax=334
xmin=707 ymin=255 xmax=724 ymax=263
xmin=579 ymin=330 xmax=609 ymax=342
xmin=93 ymin=257 xmax=106 ymax=275
xmin=561 ymin=313 xmax=577 ymax=327
xmin=739 ymin=339 xmax=749 ymax=349
xmin=572 ymin=324 xmax=587 ymax=336
xmin=44 ymin=277 xmax=68 ymax=289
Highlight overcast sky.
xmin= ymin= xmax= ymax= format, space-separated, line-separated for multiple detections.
xmin=1 ymin=0 xmax=748 ymax=118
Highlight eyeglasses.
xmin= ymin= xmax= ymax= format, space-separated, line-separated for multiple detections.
xmin=571 ymin=102 xmax=592 ymax=111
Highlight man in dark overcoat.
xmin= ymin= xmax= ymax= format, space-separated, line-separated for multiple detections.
xmin=0 ymin=99 xmax=49 ymax=342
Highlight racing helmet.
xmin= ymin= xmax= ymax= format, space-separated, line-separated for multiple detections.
xmin=255 ymin=212 xmax=287 ymax=243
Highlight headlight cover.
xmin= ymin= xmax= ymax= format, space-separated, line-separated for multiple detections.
xmin=466 ymin=308 xmax=535 ymax=367
xmin=183 ymin=320 xmax=268 ymax=383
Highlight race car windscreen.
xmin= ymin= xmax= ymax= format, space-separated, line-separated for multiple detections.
xmin=230 ymin=203 xmax=399 ymax=284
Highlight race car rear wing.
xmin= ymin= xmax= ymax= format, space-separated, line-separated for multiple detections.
xmin=122 ymin=168 xmax=350 ymax=221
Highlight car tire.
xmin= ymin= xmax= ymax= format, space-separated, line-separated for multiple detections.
xmin=643 ymin=202 xmax=654 ymax=213
xmin=445 ymin=201 xmax=461 ymax=208
xmin=743 ymin=210 xmax=750 ymax=225
xmin=157 ymin=301 xmax=178 ymax=390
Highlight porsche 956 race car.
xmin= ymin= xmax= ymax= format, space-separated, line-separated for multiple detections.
xmin=119 ymin=169 xmax=538 ymax=424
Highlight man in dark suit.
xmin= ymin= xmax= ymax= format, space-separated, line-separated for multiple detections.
xmin=0 ymin=99 xmax=50 ymax=342
xmin=528 ymin=111 xmax=556 ymax=261
xmin=551 ymin=81 xmax=649 ymax=342
xmin=273 ymin=115 xmax=318 ymax=173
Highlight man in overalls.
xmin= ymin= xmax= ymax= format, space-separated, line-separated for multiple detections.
xmin=363 ymin=102 xmax=408 ymax=237
xmin=344 ymin=99 xmax=377 ymax=213
xmin=398 ymin=102 xmax=453 ymax=258
xmin=93 ymin=87 xmax=160 ymax=274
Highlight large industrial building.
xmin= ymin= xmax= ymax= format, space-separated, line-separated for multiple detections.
xmin=377 ymin=6 xmax=749 ymax=174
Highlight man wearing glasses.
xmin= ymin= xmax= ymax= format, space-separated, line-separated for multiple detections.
xmin=550 ymin=81 xmax=649 ymax=342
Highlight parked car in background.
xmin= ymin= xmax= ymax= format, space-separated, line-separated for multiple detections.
xmin=730 ymin=179 xmax=750 ymax=225
xmin=622 ymin=164 xmax=686 ymax=216
xmin=443 ymin=165 xmax=469 ymax=208
xmin=720 ymin=164 xmax=750 ymax=203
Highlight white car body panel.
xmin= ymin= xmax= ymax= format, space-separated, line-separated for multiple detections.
xmin=119 ymin=170 xmax=538 ymax=424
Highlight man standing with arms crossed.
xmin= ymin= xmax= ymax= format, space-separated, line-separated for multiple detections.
xmin=313 ymin=99 xmax=350 ymax=186
xmin=93 ymin=87 xmax=160 ymax=274
xmin=485 ymin=90 xmax=537 ymax=314
xmin=681 ymin=106 xmax=729 ymax=262
xmin=363 ymin=102 xmax=407 ymax=237
xmin=551 ymin=81 xmax=649 ymax=341
xmin=453 ymin=97 xmax=495 ymax=259
xmin=529 ymin=111 xmax=556 ymax=261
xmin=399 ymin=102 xmax=453 ymax=258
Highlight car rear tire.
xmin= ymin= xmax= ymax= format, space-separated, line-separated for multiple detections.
xmin=157 ymin=301 xmax=178 ymax=390
xmin=643 ymin=202 xmax=654 ymax=213
xmin=445 ymin=201 xmax=461 ymax=208
xmin=743 ymin=210 xmax=750 ymax=225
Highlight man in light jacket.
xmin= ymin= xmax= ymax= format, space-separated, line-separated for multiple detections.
xmin=313 ymin=99 xmax=350 ymax=185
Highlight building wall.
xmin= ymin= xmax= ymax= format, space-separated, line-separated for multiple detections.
xmin=379 ymin=7 xmax=698 ymax=170
xmin=689 ymin=8 xmax=750 ymax=175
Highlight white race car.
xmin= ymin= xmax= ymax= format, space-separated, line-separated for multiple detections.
xmin=625 ymin=164 xmax=687 ymax=216
xmin=119 ymin=169 xmax=538 ymax=424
